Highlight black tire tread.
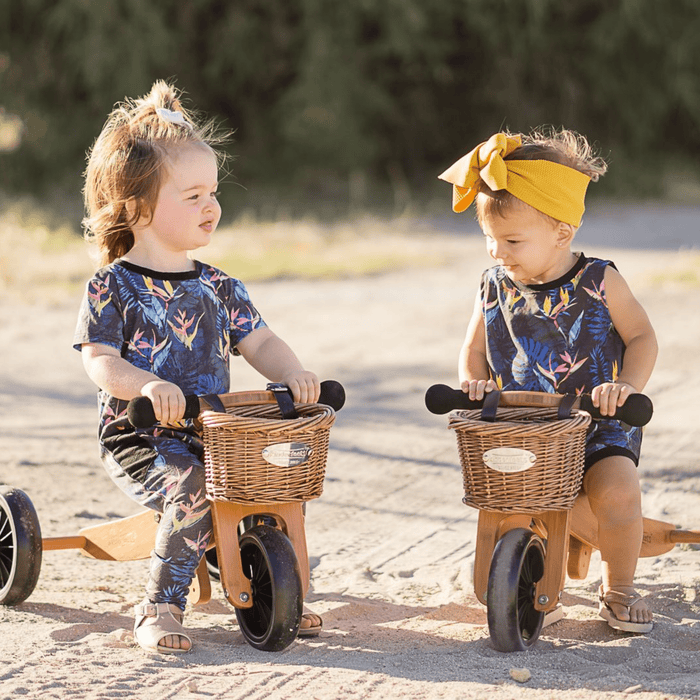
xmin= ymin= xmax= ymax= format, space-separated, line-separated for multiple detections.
xmin=234 ymin=525 xmax=302 ymax=651
xmin=0 ymin=488 xmax=43 ymax=606
xmin=487 ymin=528 xmax=545 ymax=652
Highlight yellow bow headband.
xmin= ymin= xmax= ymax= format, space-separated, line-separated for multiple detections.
xmin=438 ymin=133 xmax=591 ymax=227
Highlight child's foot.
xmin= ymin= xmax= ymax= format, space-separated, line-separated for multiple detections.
xmin=298 ymin=607 xmax=323 ymax=637
xmin=598 ymin=585 xmax=653 ymax=633
xmin=134 ymin=601 xmax=192 ymax=654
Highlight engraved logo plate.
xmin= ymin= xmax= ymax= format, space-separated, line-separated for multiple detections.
xmin=483 ymin=447 xmax=537 ymax=473
xmin=262 ymin=442 xmax=314 ymax=467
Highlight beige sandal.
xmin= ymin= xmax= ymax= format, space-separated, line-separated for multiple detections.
xmin=598 ymin=586 xmax=653 ymax=634
xmin=134 ymin=601 xmax=192 ymax=654
xmin=297 ymin=609 xmax=323 ymax=637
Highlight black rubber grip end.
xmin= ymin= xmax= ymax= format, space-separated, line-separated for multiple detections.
xmin=425 ymin=384 xmax=483 ymax=414
xmin=126 ymin=394 xmax=201 ymax=428
xmin=579 ymin=393 xmax=653 ymax=427
xmin=319 ymin=380 xmax=346 ymax=411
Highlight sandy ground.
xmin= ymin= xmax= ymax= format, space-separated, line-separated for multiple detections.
xmin=1 ymin=209 xmax=700 ymax=699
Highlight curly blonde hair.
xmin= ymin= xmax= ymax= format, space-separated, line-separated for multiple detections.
xmin=83 ymin=81 xmax=228 ymax=266
xmin=475 ymin=127 xmax=607 ymax=227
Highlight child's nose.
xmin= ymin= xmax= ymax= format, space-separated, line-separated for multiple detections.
xmin=205 ymin=196 xmax=220 ymax=215
xmin=489 ymin=241 xmax=506 ymax=261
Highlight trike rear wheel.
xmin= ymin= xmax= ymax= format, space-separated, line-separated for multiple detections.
xmin=0 ymin=489 xmax=42 ymax=606
xmin=204 ymin=548 xmax=221 ymax=581
xmin=487 ymin=527 xmax=545 ymax=652
xmin=235 ymin=524 xmax=302 ymax=651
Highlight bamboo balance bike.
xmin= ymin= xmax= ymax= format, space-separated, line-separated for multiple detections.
xmin=0 ymin=380 xmax=345 ymax=652
xmin=425 ymin=385 xmax=700 ymax=652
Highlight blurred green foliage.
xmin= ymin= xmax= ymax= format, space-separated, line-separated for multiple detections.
xmin=1 ymin=0 xmax=699 ymax=218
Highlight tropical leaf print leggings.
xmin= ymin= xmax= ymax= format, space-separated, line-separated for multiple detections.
xmin=101 ymin=433 xmax=212 ymax=612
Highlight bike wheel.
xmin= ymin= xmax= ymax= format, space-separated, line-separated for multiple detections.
xmin=235 ymin=524 xmax=302 ymax=651
xmin=0 ymin=488 xmax=42 ymax=606
xmin=206 ymin=515 xmax=263 ymax=581
xmin=487 ymin=528 xmax=545 ymax=652
xmin=205 ymin=548 xmax=221 ymax=581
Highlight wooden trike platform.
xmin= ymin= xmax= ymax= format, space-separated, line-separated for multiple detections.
xmin=41 ymin=499 xmax=311 ymax=610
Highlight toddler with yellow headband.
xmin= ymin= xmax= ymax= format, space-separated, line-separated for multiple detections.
xmin=440 ymin=129 xmax=657 ymax=633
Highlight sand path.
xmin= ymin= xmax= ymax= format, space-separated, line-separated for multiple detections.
xmin=1 ymin=213 xmax=699 ymax=699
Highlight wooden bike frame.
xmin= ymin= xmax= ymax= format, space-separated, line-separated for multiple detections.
xmin=41 ymin=500 xmax=311 ymax=610
xmin=472 ymin=490 xmax=700 ymax=612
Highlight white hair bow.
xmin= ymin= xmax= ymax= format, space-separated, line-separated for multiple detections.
xmin=155 ymin=108 xmax=188 ymax=126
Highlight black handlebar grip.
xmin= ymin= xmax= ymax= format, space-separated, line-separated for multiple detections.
xmin=578 ymin=393 xmax=653 ymax=427
xmin=424 ymin=384 xmax=653 ymax=427
xmin=424 ymin=384 xmax=481 ymax=414
xmin=318 ymin=379 xmax=346 ymax=411
xmin=126 ymin=394 xmax=201 ymax=429
xmin=127 ymin=380 xmax=346 ymax=429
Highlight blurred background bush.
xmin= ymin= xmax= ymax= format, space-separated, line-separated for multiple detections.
xmin=1 ymin=0 xmax=699 ymax=224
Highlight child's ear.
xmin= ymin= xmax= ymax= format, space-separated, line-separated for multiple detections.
xmin=124 ymin=198 xmax=150 ymax=228
xmin=124 ymin=198 xmax=138 ymax=222
xmin=556 ymin=222 xmax=576 ymax=248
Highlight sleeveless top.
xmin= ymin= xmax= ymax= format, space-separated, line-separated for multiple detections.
xmin=481 ymin=254 xmax=623 ymax=394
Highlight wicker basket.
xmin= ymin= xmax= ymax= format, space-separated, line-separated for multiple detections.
xmin=202 ymin=403 xmax=335 ymax=504
xmin=448 ymin=407 xmax=591 ymax=513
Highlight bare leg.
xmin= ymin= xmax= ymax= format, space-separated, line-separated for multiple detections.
xmin=583 ymin=456 xmax=652 ymax=625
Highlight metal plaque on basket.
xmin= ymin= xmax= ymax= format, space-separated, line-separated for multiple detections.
xmin=262 ymin=441 xmax=314 ymax=468
xmin=482 ymin=447 xmax=537 ymax=473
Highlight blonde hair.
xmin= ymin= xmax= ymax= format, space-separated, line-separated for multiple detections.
xmin=83 ymin=81 xmax=228 ymax=266
xmin=475 ymin=127 xmax=607 ymax=227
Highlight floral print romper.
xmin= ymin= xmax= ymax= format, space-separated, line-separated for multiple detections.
xmin=74 ymin=260 xmax=265 ymax=610
xmin=480 ymin=254 xmax=642 ymax=469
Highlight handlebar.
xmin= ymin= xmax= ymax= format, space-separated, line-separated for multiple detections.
xmin=424 ymin=384 xmax=653 ymax=427
xmin=127 ymin=380 xmax=346 ymax=429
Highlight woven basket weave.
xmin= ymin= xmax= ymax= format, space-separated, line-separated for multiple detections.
xmin=202 ymin=403 xmax=335 ymax=504
xmin=448 ymin=407 xmax=591 ymax=513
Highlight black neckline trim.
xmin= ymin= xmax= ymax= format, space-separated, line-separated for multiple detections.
xmin=515 ymin=253 xmax=588 ymax=292
xmin=117 ymin=260 xmax=201 ymax=280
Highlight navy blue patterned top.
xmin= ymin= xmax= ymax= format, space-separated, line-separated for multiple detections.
xmin=480 ymin=253 xmax=642 ymax=467
xmin=73 ymin=260 xmax=265 ymax=439
xmin=482 ymin=254 xmax=624 ymax=393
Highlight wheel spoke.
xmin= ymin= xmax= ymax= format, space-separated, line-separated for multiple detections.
xmin=256 ymin=597 xmax=272 ymax=623
xmin=0 ymin=512 xmax=12 ymax=587
xmin=0 ymin=518 xmax=13 ymax=544
xmin=252 ymin=550 xmax=265 ymax=582
xmin=240 ymin=539 xmax=275 ymax=636
xmin=0 ymin=559 xmax=10 ymax=584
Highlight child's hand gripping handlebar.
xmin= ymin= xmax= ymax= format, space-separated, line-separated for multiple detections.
xmin=127 ymin=380 xmax=346 ymax=429
xmin=424 ymin=384 xmax=653 ymax=427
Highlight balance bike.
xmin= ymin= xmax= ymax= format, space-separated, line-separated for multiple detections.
xmin=425 ymin=385 xmax=700 ymax=652
xmin=0 ymin=380 xmax=344 ymax=652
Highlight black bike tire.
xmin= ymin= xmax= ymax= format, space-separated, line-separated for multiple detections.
xmin=235 ymin=524 xmax=302 ymax=652
xmin=486 ymin=527 xmax=546 ymax=652
xmin=0 ymin=488 xmax=43 ymax=606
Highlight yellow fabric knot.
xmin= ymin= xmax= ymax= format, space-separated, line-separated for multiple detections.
xmin=438 ymin=132 xmax=591 ymax=227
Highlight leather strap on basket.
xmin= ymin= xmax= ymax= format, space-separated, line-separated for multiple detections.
xmin=267 ymin=382 xmax=299 ymax=419
xmin=557 ymin=393 xmax=578 ymax=420
xmin=201 ymin=394 xmax=227 ymax=413
xmin=480 ymin=390 xmax=501 ymax=422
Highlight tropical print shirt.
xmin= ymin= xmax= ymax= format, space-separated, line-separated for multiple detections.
xmin=481 ymin=253 xmax=643 ymax=468
xmin=73 ymin=260 xmax=265 ymax=441
xmin=481 ymin=254 xmax=623 ymax=395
